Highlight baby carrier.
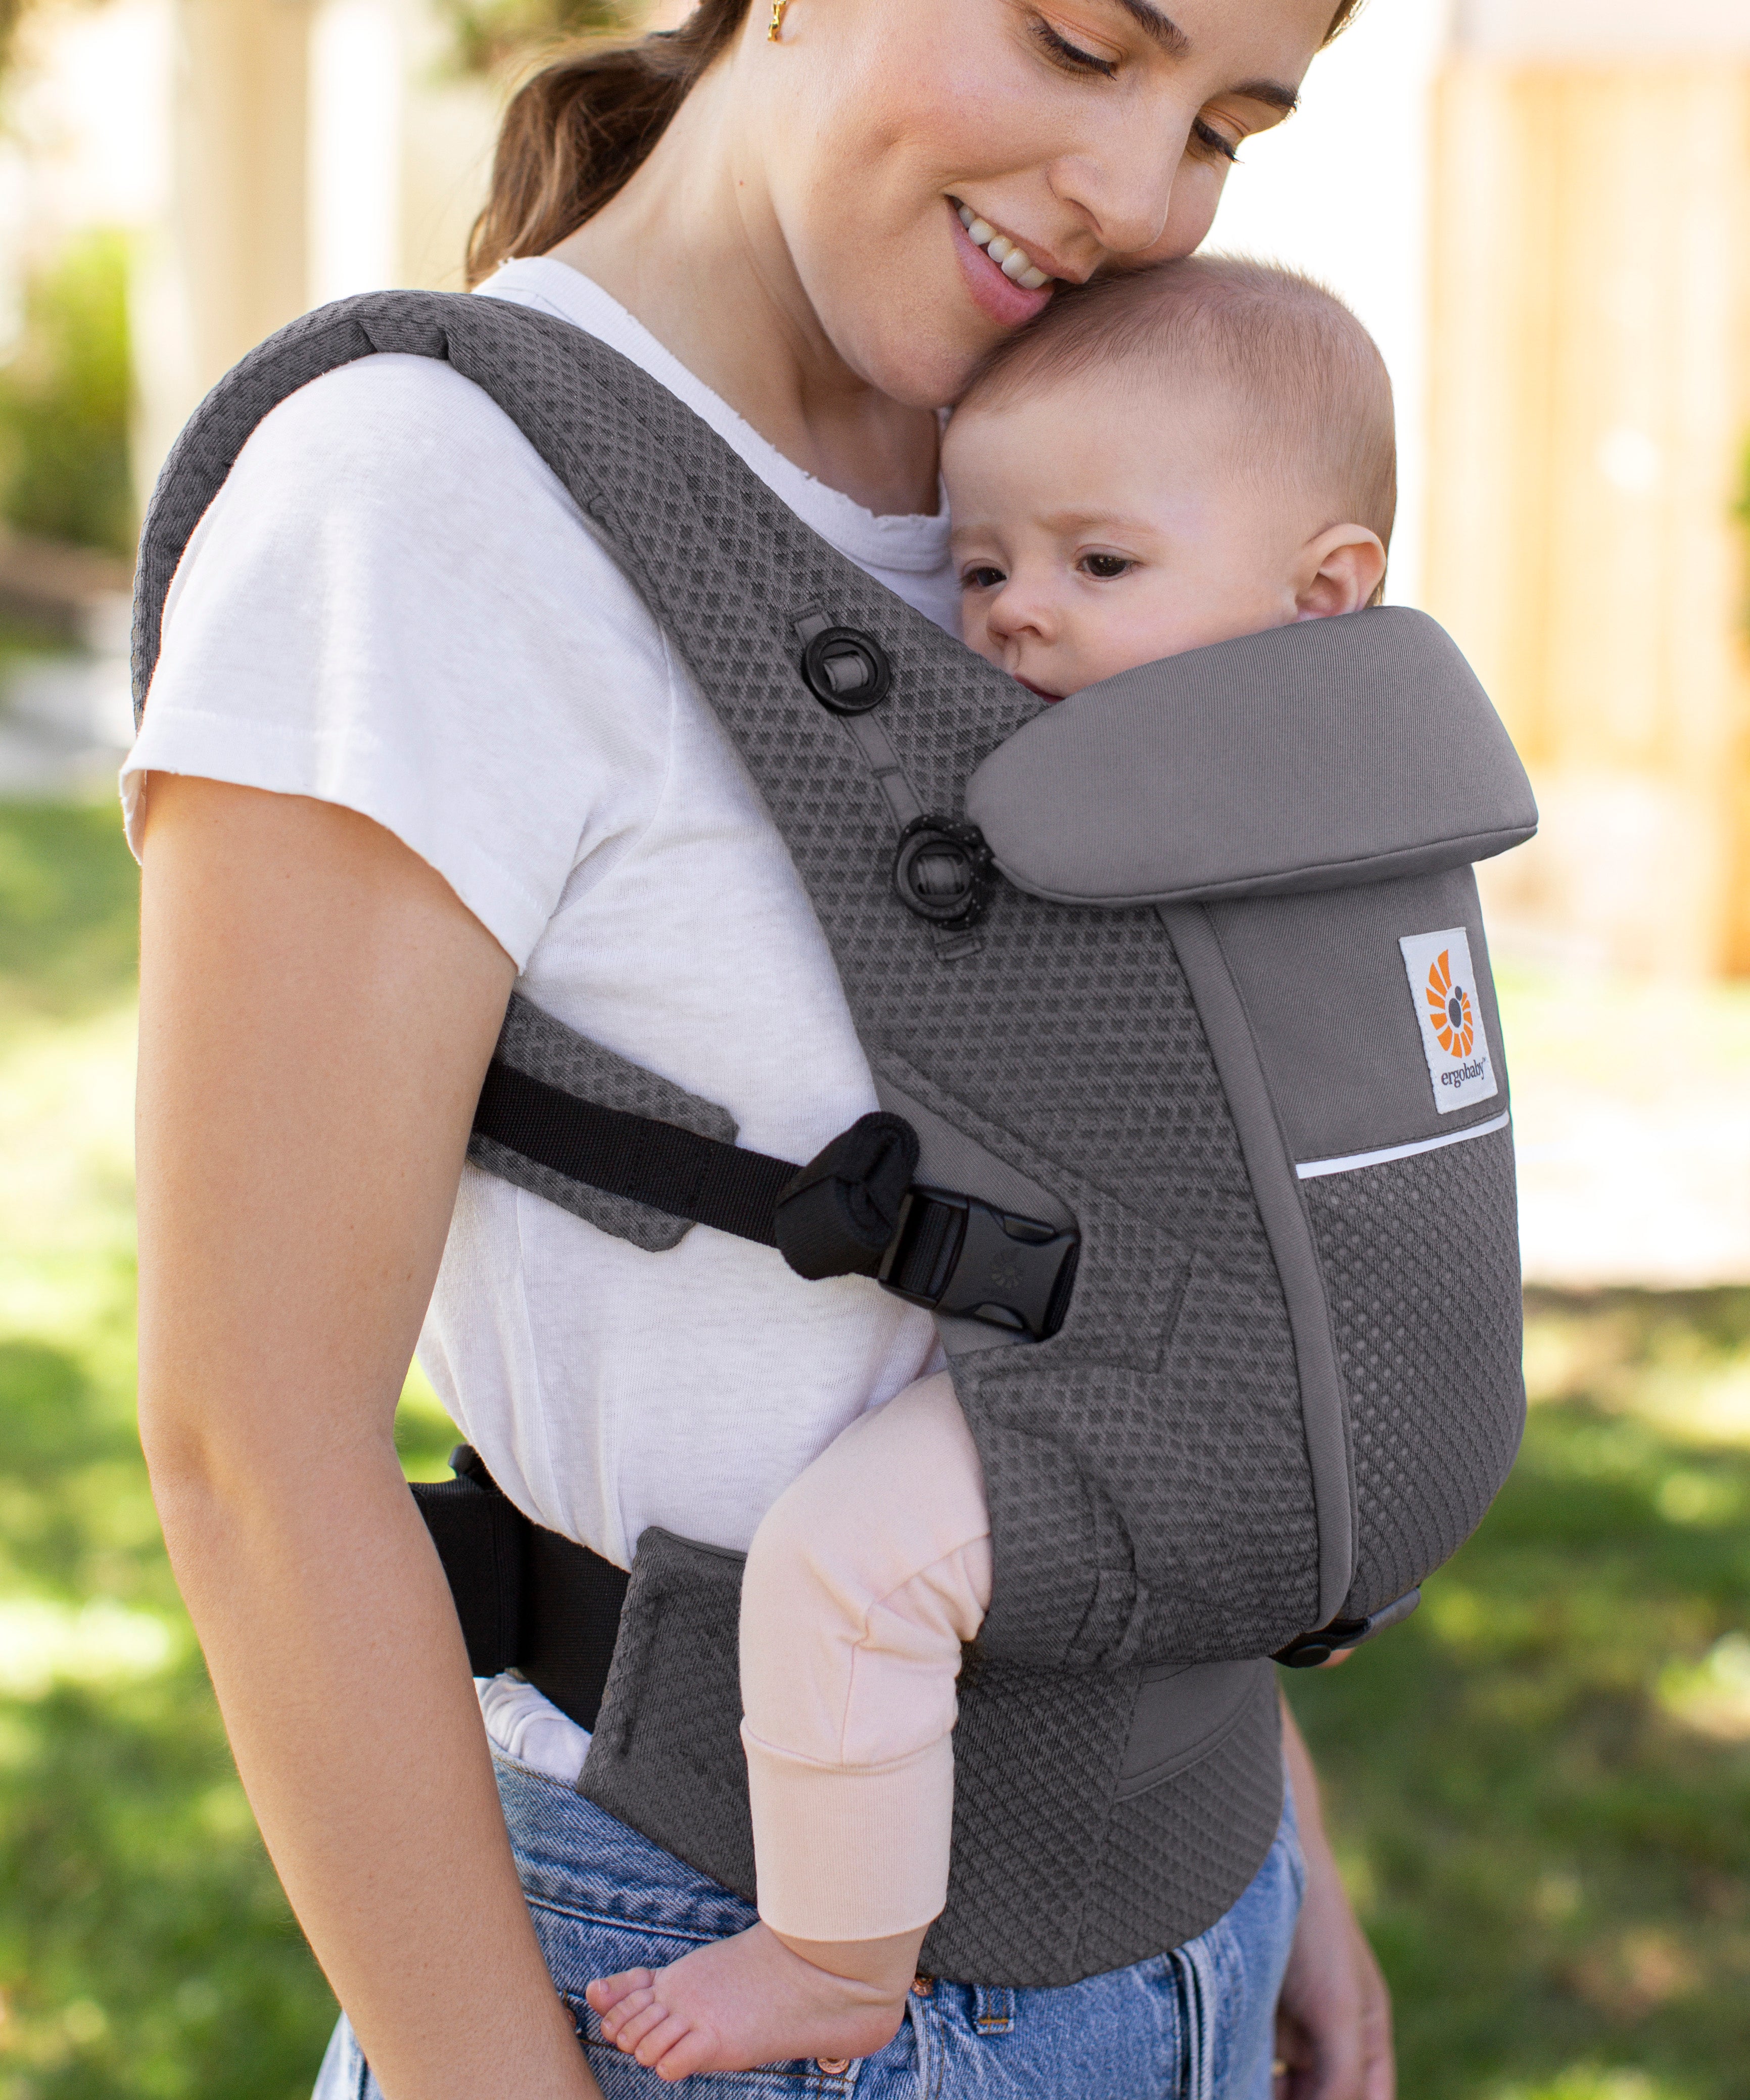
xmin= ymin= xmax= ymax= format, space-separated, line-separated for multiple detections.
xmin=133 ymin=291 xmax=1536 ymax=1988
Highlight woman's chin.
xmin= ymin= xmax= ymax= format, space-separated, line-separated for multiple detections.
xmin=834 ymin=315 xmax=998 ymax=416
xmin=808 ymin=245 xmax=1038 ymax=412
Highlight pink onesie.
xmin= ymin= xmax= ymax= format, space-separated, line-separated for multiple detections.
xmin=738 ymin=1371 xmax=991 ymax=1941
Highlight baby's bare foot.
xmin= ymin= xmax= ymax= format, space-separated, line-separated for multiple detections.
xmin=584 ymin=1922 xmax=909 ymax=2081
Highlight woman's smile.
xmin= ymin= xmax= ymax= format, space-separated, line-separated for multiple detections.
xmin=947 ymin=198 xmax=1057 ymax=327
xmin=953 ymin=199 xmax=1054 ymax=290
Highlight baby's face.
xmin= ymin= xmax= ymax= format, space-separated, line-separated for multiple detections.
xmin=944 ymin=373 xmax=1339 ymax=701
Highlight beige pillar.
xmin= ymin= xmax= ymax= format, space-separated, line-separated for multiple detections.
xmin=1425 ymin=32 xmax=1750 ymax=976
xmin=134 ymin=0 xmax=312 ymax=483
xmin=135 ymin=0 xmax=509 ymax=487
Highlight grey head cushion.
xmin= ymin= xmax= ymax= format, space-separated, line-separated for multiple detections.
xmin=967 ymin=606 xmax=1538 ymax=906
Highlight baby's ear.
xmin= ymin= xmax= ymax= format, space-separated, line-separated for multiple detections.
xmin=1293 ymin=524 xmax=1387 ymax=621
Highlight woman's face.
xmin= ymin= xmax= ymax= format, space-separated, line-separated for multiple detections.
xmin=747 ymin=0 xmax=1338 ymax=409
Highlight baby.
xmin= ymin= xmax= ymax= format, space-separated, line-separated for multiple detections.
xmin=586 ymin=255 xmax=1395 ymax=2079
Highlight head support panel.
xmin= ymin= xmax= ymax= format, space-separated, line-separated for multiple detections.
xmin=967 ymin=608 xmax=1537 ymax=907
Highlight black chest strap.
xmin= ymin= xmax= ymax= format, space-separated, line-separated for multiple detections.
xmin=471 ymin=1062 xmax=1080 ymax=1344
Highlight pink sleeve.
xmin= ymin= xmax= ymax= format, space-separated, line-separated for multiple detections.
xmin=738 ymin=1373 xmax=991 ymax=1940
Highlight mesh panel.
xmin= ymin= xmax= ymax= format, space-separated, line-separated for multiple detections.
xmin=136 ymin=292 xmax=1339 ymax=1983
xmin=1304 ymin=1125 xmax=1525 ymax=1618
xmin=580 ymin=1531 xmax=757 ymax=1901
xmin=1075 ymin=1665 xmax=1284 ymax=1979
xmin=582 ymin=1536 xmax=1289 ymax=1987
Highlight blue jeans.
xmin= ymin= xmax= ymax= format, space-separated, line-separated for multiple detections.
xmin=314 ymin=1749 xmax=1304 ymax=2099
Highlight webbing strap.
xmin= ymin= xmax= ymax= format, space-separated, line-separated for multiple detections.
xmin=474 ymin=1059 xmax=795 ymax=1248
xmin=470 ymin=1059 xmax=1080 ymax=1341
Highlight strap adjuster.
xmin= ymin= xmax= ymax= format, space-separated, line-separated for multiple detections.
xmin=1273 ymin=1587 xmax=1422 ymax=1667
xmin=879 ymin=1186 xmax=1079 ymax=1341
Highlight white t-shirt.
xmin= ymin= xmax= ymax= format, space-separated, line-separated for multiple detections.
xmin=126 ymin=259 xmax=957 ymax=1588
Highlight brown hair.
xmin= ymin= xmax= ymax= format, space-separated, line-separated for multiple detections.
xmin=465 ymin=0 xmax=751 ymax=285
xmin=959 ymin=255 xmax=1397 ymax=550
xmin=466 ymin=0 xmax=1369 ymax=289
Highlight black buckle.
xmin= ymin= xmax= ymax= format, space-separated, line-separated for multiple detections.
xmin=1272 ymin=1587 xmax=1422 ymax=1667
xmin=879 ymin=1186 xmax=1078 ymax=1341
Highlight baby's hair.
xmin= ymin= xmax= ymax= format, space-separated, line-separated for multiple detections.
xmin=960 ymin=256 xmax=1397 ymax=554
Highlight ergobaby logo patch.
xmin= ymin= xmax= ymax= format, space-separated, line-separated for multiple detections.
xmin=1399 ymin=927 xmax=1498 ymax=1114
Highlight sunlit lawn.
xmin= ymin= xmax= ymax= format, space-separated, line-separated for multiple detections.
xmin=2 ymin=800 xmax=1747 ymax=2099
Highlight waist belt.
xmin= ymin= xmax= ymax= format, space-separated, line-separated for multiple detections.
xmin=410 ymin=1445 xmax=627 ymax=1729
xmin=411 ymin=1444 xmax=1418 ymax=1721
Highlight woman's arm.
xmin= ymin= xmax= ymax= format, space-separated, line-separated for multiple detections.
xmin=137 ymin=777 xmax=601 ymax=2100
xmin=1275 ymin=1698 xmax=1395 ymax=2100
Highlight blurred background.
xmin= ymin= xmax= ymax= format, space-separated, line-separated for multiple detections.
xmin=0 ymin=0 xmax=1747 ymax=2092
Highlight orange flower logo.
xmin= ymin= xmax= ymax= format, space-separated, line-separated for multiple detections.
xmin=1425 ymin=949 xmax=1475 ymax=1058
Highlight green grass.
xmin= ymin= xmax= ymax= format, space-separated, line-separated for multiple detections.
xmin=1288 ymin=1294 xmax=1750 ymax=2099
xmin=2 ymin=800 xmax=1747 ymax=2096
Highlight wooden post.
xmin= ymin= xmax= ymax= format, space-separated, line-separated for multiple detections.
xmin=1425 ymin=59 xmax=1750 ymax=976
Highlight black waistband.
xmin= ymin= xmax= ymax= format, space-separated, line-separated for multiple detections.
xmin=411 ymin=1446 xmax=627 ymax=1732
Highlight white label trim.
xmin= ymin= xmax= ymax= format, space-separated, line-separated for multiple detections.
xmin=1296 ymin=1109 xmax=1512 ymax=1181
xmin=1399 ymin=926 xmax=1499 ymax=1115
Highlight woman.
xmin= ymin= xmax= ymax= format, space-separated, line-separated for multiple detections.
xmin=131 ymin=0 xmax=1394 ymax=2092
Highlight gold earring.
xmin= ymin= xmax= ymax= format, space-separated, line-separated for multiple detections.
xmin=768 ymin=0 xmax=786 ymax=39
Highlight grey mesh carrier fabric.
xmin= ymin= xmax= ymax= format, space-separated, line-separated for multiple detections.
xmin=133 ymin=291 xmax=1536 ymax=1988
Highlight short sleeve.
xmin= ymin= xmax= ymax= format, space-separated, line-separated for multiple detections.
xmin=125 ymin=353 xmax=676 ymax=967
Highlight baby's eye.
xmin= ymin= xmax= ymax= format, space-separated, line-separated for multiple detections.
xmin=960 ymin=564 xmax=1007 ymax=591
xmin=1079 ymin=552 xmax=1136 ymax=580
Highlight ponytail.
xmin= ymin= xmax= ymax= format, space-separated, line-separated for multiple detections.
xmin=466 ymin=0 xmax=752 ymax=288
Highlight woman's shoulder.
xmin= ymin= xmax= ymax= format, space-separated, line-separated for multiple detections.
xmin=161 ymin=345 xmax=662 ymax=663
xmin=135 ymin=349 xmax=680 ymax=971
xmin=223 ymin=349 xmax=589 ymax=544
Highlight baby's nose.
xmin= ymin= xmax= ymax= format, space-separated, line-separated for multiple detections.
xmin=986 ymin=581 xmax=1058 ymax=642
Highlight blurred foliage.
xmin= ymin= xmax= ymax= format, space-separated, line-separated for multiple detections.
xmin=438 ymin=0 xmax=636 ymax=77
xmin=1 ymin=802 xmax=1746 ymax=2094
xmin=0 ymin=802 xmax=140 ymax=1038
xmin=0 ymin=231 xmax=133 ymax=557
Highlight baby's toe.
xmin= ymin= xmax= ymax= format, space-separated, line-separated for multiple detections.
xmin=612 ymin=1995 xmax=674 ymax=2057
xmin=633 ymin=2010 xmax=695 ymax=2074
xmin=651 ymin=2023 xmax=724 ymax=2083
xmin=587 ymin=1967 xmax=653 ymax=2014
xmin=599 ymin=1984 xmax=656 ymax=2043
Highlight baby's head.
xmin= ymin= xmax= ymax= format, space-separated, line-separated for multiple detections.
xmin=942 ymin=257 xmax=1396 ymax=701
